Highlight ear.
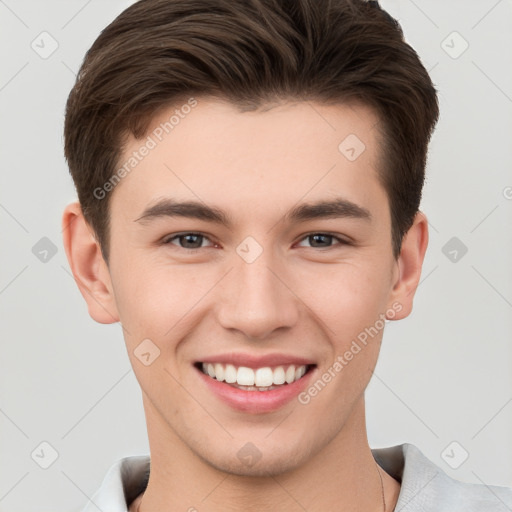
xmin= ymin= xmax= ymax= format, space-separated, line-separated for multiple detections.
xmin=387 ymin=211 xmax=429 ymax=320
xmin=62 ymin=201 xmax=120 ymax=324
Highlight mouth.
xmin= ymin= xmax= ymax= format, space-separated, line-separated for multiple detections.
xmin=193 ymin=359 xmax=317 ymax=413
xmin=195 ymin=362 xmax=314 ymax=391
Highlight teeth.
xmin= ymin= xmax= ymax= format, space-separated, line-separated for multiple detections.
xmin=285 ymin=365 xmax=296 ymax=384
xmin=200 ymin=362 xmax=309 ymax=387
xmin=237 ymin=366 xmax=255 ymax=386
xmin=273 ymin=366 xmax=286 ymax=385
xmin=235 ymin=384 xmax=278 ymax=391
xmin=225 ymin=364 xmax=237 ymax=383
xmin=254 ymin=367 xmax=273 ymax=387
xmin=295 ymin=365 xmax=306 ymax=380
xmin=214 ymin=363 xmax=225 ymax=382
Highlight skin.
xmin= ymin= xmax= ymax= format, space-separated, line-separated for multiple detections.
xmin=62 ymin=98 xmax=428 ymax=511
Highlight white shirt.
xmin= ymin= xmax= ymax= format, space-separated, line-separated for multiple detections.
xmin=81 ymin=443 xmax=512 ymax=511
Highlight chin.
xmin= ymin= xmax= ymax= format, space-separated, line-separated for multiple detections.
xmin=197 ymin=439 xmax=315 ymax=478
xmin=209 ymin=454 xmax=304 ymax=478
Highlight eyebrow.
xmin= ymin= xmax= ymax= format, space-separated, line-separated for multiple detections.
xmin=133 ymin=197 xmax=372 ymax=228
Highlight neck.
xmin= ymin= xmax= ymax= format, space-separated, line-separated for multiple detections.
xmin=134 ymin=396 xmax=400 ymax=512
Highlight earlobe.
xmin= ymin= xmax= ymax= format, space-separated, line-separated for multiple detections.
xmin=387 ymin=211 xmax=429 ymax=320
xmin=62 ymin=201 xmax=120 ymax=324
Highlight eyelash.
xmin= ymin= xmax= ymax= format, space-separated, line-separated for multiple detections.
xmin=162 ymin=232 xmax=351 ymax=251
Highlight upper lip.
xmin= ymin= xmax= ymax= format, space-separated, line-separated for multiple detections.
xmin=197 ymin=353 xmax=316 ymax=369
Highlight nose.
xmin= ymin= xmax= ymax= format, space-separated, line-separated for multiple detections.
xmin=216 ymin=248 xmax=299 ymax=341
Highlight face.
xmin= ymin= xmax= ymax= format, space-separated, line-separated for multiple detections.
xmin=104 ymin=98 xmax=404 ymax=475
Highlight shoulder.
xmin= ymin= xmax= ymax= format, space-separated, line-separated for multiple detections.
xmin=372 ymin=443 xmax=512 ymax=511
xmin=81 ymin=455 xmax=150 ymax=512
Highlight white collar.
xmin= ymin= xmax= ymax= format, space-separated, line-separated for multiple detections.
xmin=81 ymin=443 xmax=512 ymax=511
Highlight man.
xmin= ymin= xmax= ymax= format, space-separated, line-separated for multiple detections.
xmin=61 ymin=0 xmax=512 ymax=510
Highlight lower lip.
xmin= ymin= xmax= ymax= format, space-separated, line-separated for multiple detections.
xmin=195 ymin=365 xmax=316 ymax=414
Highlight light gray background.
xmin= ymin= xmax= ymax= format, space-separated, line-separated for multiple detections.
xmin=1 ymin=0 xmax=511 ymax=510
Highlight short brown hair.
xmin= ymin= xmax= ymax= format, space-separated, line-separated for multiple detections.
xmin=64 ymin=0 xmax=439 ymax=264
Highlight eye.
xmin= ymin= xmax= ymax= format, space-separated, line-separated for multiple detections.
xmin=296 ymin=233 xmax=349 ymax=249
xmin=161 ymin=232 xmax=350 ymax=251
xmin=163 ymin=232 xmax=215 ymax=250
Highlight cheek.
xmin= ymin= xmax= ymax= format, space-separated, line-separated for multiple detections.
xmin=111 ymin=244 xmax=393 ymax=348
xmin=111 ymin=263 xmax=198 ymax=398
xmin=110 ymin=258 xmax=213 ymax=348
xmin=293 ymin=260 xmax=391 ymax=337
xmin=109 ymin=259 xmax=170 ymax=338
xmin=295 ymin=265 xmax=388 ymax=416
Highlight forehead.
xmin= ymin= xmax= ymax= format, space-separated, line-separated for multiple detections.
xmin=110 ymin=98 xmax=386 ymax=224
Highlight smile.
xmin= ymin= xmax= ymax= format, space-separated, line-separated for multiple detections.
xmin=199 ymin=362 xmax=310 ymax=391
xmin=194 ymin=358 xmax=317 ymax=413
